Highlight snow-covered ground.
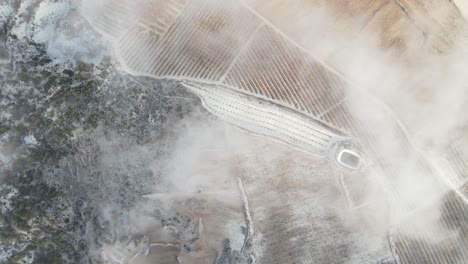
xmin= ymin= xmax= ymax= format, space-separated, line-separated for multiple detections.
xmin=23 ymin=135 xmax=38 ymax=146
xmin=4 ymin=0 xmax=106 ymax=63
xmin=183 ymin=81 xmax=347 ymax=158
xmin=0 ymin=185 xmax=18 ymax=214
xmin=0 ymin=3 xmax=13 ymax=29
xmin=31 ymin=0 xmax=70 ymax=43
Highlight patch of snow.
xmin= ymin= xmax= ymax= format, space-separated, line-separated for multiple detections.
xmin=31 ymin=0 xmax=109 ymax=63
xmin=46 ymin=24 xmax=107 ymax=64
xmin=0 ymin=148 xmax=11 ymax=166
xmin=0 ymin=249 xmax=12 ymax=264
xmin=1 ymin=111 xmax=12 ymax=119
xmin=24 ymin=135 xmax=38 ymax=146
xmin=101 ymin=237 xmax=148 ymax=264
xmin=0 ymin=3 xmax=13 ymax=29
xmin=31 ymin=0 xmax=70 ymax=43
xmin=223 ymin=217 xmax=246 ymax=252
xmin=19 ymin=251 xmax=34 ymax=264
xmin=0 ymin=185 xmax=18 ymax=214
xmin=9 ymin=0 xmax=36 ymax=40
xmin=11 ymin=20 xmax=29 ymax=40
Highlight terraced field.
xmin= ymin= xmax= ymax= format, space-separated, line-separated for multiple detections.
xmin=183 ymin=81 xmax=347 ymax=157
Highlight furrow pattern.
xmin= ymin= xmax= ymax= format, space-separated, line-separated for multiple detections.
xmin=392 ymin=189 xmax=468 ymax=264
xmin=223 ymin=26 xmax=346 ymax=118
